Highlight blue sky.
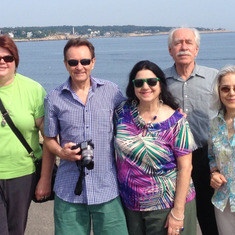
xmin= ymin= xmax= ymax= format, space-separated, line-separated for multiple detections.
xmin=1 ymin=0 xmax=235 ymax=30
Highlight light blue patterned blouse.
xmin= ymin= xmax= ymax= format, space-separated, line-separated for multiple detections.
xmin=208 ymin=111 xmax=235 ymax=212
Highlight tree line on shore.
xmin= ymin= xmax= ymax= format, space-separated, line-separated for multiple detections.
xmin=0 ymin=25 xmax=225 ymax=39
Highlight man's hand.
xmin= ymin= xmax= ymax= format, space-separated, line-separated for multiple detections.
xmin=59 ymin=142 xmax=82 ymax=161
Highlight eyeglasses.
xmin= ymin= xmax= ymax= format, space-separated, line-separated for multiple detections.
xmin=132 ymin=77 xmax=160 ymax=88
xmin=220 ymin=86 xmax=235 ymax=93
xmin=67 ymin=59 xmax=91 ymax=67
xmin=0 ymin=55 xmax=14 ymax=63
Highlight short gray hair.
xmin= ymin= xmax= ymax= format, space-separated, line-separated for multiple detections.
xmin=211 ymin=65 xmax=235 ymax=112
xmin=168 ymin=27 xmax=200 ymax=48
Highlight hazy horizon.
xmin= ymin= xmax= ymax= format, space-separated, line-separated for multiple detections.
xmin=1 ymin=0 xmax=235 ymax=31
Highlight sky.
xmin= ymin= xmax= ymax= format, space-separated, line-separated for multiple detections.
xmin=1 ymin=0 xmax=235 ymax=31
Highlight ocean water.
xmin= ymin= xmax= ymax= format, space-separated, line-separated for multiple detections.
xmin=16 ymin=32 xmax=235 ymax=93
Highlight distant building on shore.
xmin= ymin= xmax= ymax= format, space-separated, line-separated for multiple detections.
xmin=27 ymin=32 xmax=33 ymax=38
xmin=8 ymin=32 xmax=14 ymax=38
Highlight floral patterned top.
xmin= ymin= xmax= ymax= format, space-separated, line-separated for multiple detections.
xmin=114 ymin=101 xmax=197 ymax=211
xmin=208 ymin=111 xmax=235 ymax=212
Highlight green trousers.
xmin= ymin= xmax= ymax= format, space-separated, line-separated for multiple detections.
xmin=54 ymin=195 xmax=128 ymax=235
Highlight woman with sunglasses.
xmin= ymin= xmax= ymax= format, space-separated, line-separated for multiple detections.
xmin=114 ymin=60 xmax=197 ymax=235
xmin=0 ymin=35 xmax=53 ymax=235
xmin=208 ymin=65 xmax=235 ymax=235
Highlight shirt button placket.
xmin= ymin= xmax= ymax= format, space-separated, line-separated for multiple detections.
xmin=84 ymin=108 xmax=90 ymax=140
xmin=183 ymin=82 xmax=189 ymax=113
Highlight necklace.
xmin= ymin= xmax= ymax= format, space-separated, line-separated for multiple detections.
xmin=1 ymin=109 xmax=9 ymax=127
xmin=138 ymin=113 xmax=157 ymax=128
xmin=225 ymin=114 xmax=234 ymax=131
xmin=138 ymin=102 xmax=162 ymax=128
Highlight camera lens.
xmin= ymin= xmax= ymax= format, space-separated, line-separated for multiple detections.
xmin=81 ymin=143 xmax=94 ymax=170
xmin=82 ymin=149 xmax=93 ymax=165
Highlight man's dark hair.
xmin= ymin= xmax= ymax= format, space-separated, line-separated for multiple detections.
xmin=63 ymin=38 xmax=95 ymax=61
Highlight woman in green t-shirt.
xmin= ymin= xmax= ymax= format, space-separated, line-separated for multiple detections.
xmin=0 ymin=35 xmax=54 ymax=235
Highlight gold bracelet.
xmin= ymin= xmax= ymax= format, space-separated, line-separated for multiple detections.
xmin=170 ymin=209 xmax=184 ymax=221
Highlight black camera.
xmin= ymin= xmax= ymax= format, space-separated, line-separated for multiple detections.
xmin=71 ymin=140 xmax=94 ymax=170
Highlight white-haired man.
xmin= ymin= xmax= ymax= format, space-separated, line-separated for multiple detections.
xmin=164 ymin=27 xmax=219 ymax=235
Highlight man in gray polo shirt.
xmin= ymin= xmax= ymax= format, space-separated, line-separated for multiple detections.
xmin=164 ymin=27 xmax=218 ymax=235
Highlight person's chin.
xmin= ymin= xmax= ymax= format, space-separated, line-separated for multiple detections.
xmin=73 ymin=75 xmax=89 ymax=82
xmin=176 ymin=57 xmax=193 ymax=64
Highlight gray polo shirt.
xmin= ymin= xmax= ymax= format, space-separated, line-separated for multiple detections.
xmin=164 ymin=64 xmax=218 ymax=148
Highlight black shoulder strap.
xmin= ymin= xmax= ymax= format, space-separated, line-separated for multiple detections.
xmin=0 ymin=98 xmax=35 ymax=159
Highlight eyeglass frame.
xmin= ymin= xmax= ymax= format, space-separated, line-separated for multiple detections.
xmin=66 ymin=59 xmax=92 ymax=67
xmin=219 ymin=85 xmax=235 ymax=93
xmin=0 ymin=55 xmax=15 ymax=63
xmin=132 ymin=77 xmax=160 ymax=88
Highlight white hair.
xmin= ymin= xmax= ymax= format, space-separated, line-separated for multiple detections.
xmin=168 ymin=27 xmax=200 ymax=48
xmin=211 ymin=65 xmax=235 ymax=112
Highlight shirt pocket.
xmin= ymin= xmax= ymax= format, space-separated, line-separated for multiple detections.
xmin=94 ymin=109 xmax=113 ymax=133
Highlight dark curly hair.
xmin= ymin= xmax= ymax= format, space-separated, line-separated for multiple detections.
xmin=126 ymin=60 xmax=179 ymax=110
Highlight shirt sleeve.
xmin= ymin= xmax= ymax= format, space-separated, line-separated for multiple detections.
xmin=173 ymin=117 xmax=197 ymax=157
xmin=44 ymin=94 xmax=59 ymax=137
xmin=113 ymin=87 xmax=126 ymax=108
xmin=114 ymin=101 xmax=126 ymax=135
xmin=208 ymin=121 xmax=217 ymax=170
xmin=34 ymin=84 xmax=47 ymax=119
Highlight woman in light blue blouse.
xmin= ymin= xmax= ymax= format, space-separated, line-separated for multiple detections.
xmin=208 ymin=65 xmax=235 ymax=235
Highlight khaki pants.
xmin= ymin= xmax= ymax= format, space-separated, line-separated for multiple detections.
xmin=215 ymin=201 xmax=235 ymax=235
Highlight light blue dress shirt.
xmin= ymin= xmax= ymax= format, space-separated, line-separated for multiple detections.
xmin=208 ymin=111 xmax=235 ymax=212
xmin=44 ymin=76 xmax=125 ymax=204
xmin=164 ymin=64 xmax=218 ymax=147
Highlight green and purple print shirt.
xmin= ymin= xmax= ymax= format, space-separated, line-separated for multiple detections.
xmin=114 ymin=101 xmax=197 ymax=211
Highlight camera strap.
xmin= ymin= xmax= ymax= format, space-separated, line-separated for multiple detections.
xmin=74 ymin=165 xmax=85 ymax=195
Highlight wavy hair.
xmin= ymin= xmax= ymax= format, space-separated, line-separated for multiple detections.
xmin=211 ymin=65 xmax=235 ymax=113
xmin=126 ymin=60 xmax=179 ymax=110
xmin=168 ymin=27 xmax=200 ymax=48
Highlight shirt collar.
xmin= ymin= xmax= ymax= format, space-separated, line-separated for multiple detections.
xmin=60 ymin=76 xmax=105 ymax=93
xmin=192 ymin=64 xmax=206 ymax=79
xmin=166 ymin=63 xmax=206 ymax=80
xmin=217 ymin=110 xmax=225 ymax=121
xmin=216 ymin=109 xmax=235 ymax=122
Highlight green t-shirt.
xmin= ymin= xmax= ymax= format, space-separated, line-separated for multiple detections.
xmin=0 ymin=73 xmax=46 ymax=179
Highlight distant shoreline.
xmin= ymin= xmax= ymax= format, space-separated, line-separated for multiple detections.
xmin=14 ymin=30 xmax=233 ymax=42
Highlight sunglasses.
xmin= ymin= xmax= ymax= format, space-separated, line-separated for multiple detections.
xmin=132 ymin=77 xmax=160 ymax=88
xmin=0 ymin=55 xmax=14 ymax=63
xmin=67 ymin=59 xmax=91 ymax=67
xmin=220 ymin=86 xmax=235 ymax=93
